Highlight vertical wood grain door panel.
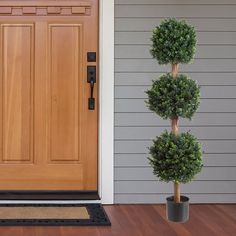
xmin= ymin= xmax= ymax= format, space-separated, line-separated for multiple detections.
xmin=1 ymin=24 xmax=34 ymax=163
xmin=48 ymin=24 xmax=82 ymax=163
xmin=0 ymin=1 xmax=98 ymax=191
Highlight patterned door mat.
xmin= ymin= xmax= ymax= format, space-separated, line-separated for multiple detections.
xmin=0 ymin=204 xmax=111 ymax=226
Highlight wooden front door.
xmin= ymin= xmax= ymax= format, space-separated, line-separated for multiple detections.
xmin=0 ymin=1 xmax=98 ymax=191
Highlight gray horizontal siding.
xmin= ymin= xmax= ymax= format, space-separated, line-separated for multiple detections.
xmin=115 ymin=181 xmax=236 ymax=193
xmin=115 ymin=73 xmax=236 ymax=86
xmin=115 ymin=99 xmax=236 ymax=113
xmin=115 ymin=18 xmax=236 ymax=32
xmin=114 ymin=0 xmax=236 ymax=203
xmin=115 ymin=0 xmax=236 ymax=4
xmin=115 ymin=127 xmax=236 ymax=140
xmin=115 ymin=45 xmax=236 ymax=59
xmin=115 ymin=167 xmax=236 ymax=181
xmin=115 ymin=5 xmax=236 ymax=18
xmin=115 ymin=59 xmax=236 ymax=72
xmin=115 ymin=113 xmax=236 ymax=126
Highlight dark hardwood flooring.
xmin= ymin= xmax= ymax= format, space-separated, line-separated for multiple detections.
xmin=0 ymin=204 xmax=235 ymax=236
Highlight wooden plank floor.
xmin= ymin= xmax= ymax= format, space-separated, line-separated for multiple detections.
xmin=0 ymin=204 xmax=235 ymax=236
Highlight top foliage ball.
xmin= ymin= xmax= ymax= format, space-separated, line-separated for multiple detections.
xmin=151 ymin=18 xmax=197 ymax=65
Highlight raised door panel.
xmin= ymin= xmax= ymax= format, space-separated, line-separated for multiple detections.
xmin=0 ymin=24 xmax=34 ymax=163
xmin=47 ymin=24 xmax=82 ymax=163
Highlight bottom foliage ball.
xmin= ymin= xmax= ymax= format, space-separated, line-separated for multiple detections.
xmin=148 ymin=131 xmax=203 ymax=184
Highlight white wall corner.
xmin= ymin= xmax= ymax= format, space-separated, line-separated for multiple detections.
xmin=99 ymin=0 xmax=115 ymax=204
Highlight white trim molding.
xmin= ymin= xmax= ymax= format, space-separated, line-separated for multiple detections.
xmin=99 ymin=0 xmax=114 ymax=204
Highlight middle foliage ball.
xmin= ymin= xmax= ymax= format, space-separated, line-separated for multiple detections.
xmin=146 ymin=73 xmax=200 ymax=120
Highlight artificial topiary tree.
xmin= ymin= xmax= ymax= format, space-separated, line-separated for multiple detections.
xmin=146 ymin=18 xmax=203 ymax=208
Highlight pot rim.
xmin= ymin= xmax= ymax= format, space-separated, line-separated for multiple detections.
xmin=166 ymin=195 xmax=189 ymax=203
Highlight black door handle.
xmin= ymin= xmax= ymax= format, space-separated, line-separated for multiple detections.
xmin=87 ymin=66 xmax=96 ymax=110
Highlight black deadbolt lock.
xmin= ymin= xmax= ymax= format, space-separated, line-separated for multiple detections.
xmin=87 ymin=52 xmax=96 ymax=62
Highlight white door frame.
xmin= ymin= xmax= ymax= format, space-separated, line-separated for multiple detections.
xmin=98 ymin=0 xmax=114 ymax=204
xmin=0 ymin=0 xmax=115 ymax=205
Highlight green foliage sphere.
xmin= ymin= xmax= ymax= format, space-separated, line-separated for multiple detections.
xmin=151 ymin=18 xmax=197 ymax=65
xmin=146 ymin=73 xmax=200 ymax=120
xmin=149 ymin=131 xmax=203 ymax=183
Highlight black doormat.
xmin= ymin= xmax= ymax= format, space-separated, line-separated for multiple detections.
xmin=0 ymin=204 xmax=111 ymax=226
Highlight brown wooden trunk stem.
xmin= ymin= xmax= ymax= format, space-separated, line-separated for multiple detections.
xmin=172 ymin=64 xmax=178 ymax=79
xmin=174 ymin=181 xmax=181 ymax=203
xmin=171 ymin=63 xmax=181 ymax=203
xmin=171 ymin=63 xmax=179 ymax=136
xmin=171 ymin=118 xmax=179 ymax=136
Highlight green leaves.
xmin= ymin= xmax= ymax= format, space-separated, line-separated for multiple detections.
xmin=149 ymin=131 xmax=203 ymax=183
xmin=151 ymin=18 xmax=197 ymax=65
xmin=146 ymin=73 xmax=200 ymax=119
xmin=146 ymin=18 xmax=203 ymax=186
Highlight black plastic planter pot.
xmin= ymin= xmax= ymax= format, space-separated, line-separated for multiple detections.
xmin=166 ymin=196 xmax=189 ymax=223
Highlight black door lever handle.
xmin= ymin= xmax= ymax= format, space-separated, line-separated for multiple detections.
xmin=87 ymin=66 xmax=96 ymax=110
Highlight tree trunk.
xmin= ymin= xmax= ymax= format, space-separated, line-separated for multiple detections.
xmin=171 ymin=63 xmax=181 ymax=203
xmin=172 ymin=64 xmax=178 ymax=79
xmin=171 ymin=117 xmax=179 ymax=136
xmin=174 ymin=181 xmax=181 ymax=203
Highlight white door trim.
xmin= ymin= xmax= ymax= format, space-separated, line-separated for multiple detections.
xmin=98 ymin=0 xmax=114 ymax=204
